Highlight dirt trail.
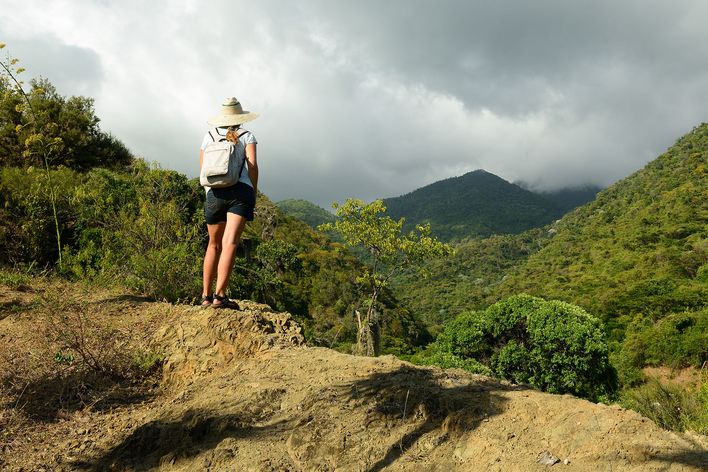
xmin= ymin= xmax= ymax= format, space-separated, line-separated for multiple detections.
xmin=1 ymin=288 xmax=706 ymax=471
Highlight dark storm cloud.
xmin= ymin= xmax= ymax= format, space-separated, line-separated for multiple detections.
xmin=1 ymin=1 xmax=706 ymax=207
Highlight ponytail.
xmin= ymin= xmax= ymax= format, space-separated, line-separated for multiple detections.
xmin=225 ymin=125 xmax=241 ymax=144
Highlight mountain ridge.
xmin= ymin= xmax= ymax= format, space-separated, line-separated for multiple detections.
xmin=382 ymin=169 xmax=563 ymax=241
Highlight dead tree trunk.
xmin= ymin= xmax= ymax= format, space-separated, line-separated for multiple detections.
xmin=355 ymin=307 xmax=381 ymax=357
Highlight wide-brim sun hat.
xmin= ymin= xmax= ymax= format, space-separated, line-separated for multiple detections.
xmin=207 ymin=97 xmax=259 ymax=126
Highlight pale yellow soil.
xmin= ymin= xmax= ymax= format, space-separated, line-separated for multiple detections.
xmin=1 ymin=285 xmax=706 ymax=471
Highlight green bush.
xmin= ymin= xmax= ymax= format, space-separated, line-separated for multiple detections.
xmin=63 ymin=163 xmax=205 ymax=300
xmin=423 ymin=294 xmax=616 ymax=400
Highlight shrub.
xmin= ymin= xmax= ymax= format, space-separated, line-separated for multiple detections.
xmin=427 ymin=294 xmax=616 ymax=400
xmin=59 ymin=163 xmax=206 ymax=301
xmin=118 ymin=198 xmax=203 ymax=301
xmin=0 ymin=267 xmax=33 ymax=290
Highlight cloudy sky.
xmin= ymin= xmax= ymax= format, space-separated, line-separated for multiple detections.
xmin=1 ymin=0 xmax=706 ymax=207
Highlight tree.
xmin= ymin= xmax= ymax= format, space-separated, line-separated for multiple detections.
xmin=429 ymin=294 xmax=617 ymax=400
xmin=0 ymin=45 xmax=134 ymax=266
xmin=320 ymin=199 xmax=452 ymax=356
xmin=0 ymin=48 xmax=133 ymax=171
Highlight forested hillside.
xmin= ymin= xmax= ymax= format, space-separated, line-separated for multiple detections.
xmin=496 ymin=124 xmax=707 ymax=332
xmin=276 ymin=198 xmax=335 ymax=228
xmin=391 ymin=227 xmax=553 ymax=330
xmin=383 ymin=169 xmax=562 ymax=241
xmin=395 ymin=126 xmax=706 ymax=350
xmin=389 ymin=125 xmax=706 ymax=425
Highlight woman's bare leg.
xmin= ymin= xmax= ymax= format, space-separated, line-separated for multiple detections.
xmin=214 ymin=212 xmax=248 ymax=297
xmin=203 ymin=222 xmax=225 ymax=297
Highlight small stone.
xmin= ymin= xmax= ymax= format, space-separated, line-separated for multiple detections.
xmin=564 ymin=458 xmax=571 ymax=465
xmin=537 ymin=451 xmax=561 ymax=465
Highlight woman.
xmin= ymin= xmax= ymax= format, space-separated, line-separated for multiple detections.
xmin=200 ymin=97 xmax=259 ymax=308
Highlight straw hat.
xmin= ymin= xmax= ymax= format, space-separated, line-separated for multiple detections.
xmin=207 ymin=97 xmax=259 ymax=127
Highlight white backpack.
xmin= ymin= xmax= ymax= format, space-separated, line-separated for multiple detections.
xmin=200 ymin=128 xmax=248 ymax=188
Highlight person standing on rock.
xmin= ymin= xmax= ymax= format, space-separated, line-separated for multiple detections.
xmin=199 ymin=97 xmax=259 ymax=308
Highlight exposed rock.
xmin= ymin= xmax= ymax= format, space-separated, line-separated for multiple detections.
xmin=538 ymin=450 xmax=561 ymax=465
xmin=153 ymin=300 xmax=304 ymax=388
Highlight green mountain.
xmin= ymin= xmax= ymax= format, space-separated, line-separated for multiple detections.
xmin=394 ymin=124 xmax=707 ymax=394
xmin=276 ymin=199 xmax=336 ymax=229
xmin=496 ymin=124 xmax=707 ymax=327
xmin=383 ymin=170 xmax=563 ymax=241
xmin=392 ymin=124 xmax=707 ymax=337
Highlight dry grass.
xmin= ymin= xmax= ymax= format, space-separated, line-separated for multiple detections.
xmin=620 ymin=374 xmax=708 ymax=434
xmin=0 ymin=284 xmax=164 ymax=461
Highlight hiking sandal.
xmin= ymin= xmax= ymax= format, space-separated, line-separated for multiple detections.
xmin=200 ymin=294 xmax=213 ymax=307
xmin=212 ymin=294 xmax=239 ymax=310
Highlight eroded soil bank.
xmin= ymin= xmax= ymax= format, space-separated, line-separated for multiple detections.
xmin=1 ymin=285 xmax=706 ymax=471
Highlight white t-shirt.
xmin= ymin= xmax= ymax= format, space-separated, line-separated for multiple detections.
xmin=200 ymin=127 xmax=257 ymax=188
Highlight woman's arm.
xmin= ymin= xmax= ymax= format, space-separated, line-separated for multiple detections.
xmin=199 ymin=149 xmax=204 ymax=171
xmin=246 ymin=143 xmax=258 ymax=195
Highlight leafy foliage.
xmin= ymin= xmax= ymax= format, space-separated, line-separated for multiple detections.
xmin=391 ymin=227 xmax=553 ymax=331
xmin=0 ymin=166 xmax=81 ymax=265
xmin=1 ymin=50 xmax=133 ymax=267
xmin=619 ymin=308 xmax=707 ymax=370
xmin=0 ymin=76 xmax=132 ymax=170
xmin=415 ymin=295 xmax=616 ymax=401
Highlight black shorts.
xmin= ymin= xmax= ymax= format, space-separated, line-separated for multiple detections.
xmin=205 ymin=182 xmax=255 ymax=224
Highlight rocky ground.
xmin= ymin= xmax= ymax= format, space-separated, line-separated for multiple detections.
xmin=1 ymin=283 xmax=706 ymax=471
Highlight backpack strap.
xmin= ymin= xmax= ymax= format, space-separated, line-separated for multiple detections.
xmin=208 ymin=129 xmax=223 ymax=142
xmin=210 ymin=127 xmax=248 ymax=142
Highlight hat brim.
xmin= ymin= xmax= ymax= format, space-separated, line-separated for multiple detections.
xmin=207 ymin=111 xmax=259 ymax=127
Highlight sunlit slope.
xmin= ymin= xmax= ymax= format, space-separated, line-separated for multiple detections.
xmin=497 ymin=124 xmax=708 ymax=325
